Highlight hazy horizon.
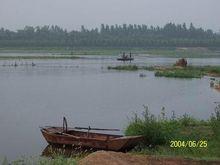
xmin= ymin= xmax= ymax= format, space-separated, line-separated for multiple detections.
xmin=0 ymin=0 xmax=219 ymax=32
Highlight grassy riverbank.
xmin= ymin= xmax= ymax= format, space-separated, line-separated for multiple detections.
xmin=1 ymin=146 xmax=88 ymax=165
xmin=125 ymin=105 xmax=220 ymax=159
xmin=3 ymin=105 xmax=219 ymax=164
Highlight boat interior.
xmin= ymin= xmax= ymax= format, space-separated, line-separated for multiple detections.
xmin=43 ymin=126 xmax=123 ymax=140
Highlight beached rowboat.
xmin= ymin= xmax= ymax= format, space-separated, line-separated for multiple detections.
xmin=40 ymin=118 xmax=143 ymax=151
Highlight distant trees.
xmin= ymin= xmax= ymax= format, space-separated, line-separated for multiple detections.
xmin=0 ymin=23 xmax=219 ymax=48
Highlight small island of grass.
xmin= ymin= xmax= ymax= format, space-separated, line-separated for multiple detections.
xmin=154 ymin=67 xmax=203 ymax=78
xmin=107 ymin=65 xmax=138 ymax=71
xmin=153 ymin=66 xmax=220 ymax=78
xmin=107 ymin=64 xmax=220 ymax=78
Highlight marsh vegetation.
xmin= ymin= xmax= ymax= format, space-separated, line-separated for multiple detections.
xmin=125 ymin=105 xmax=220 ymax=159
xmin=108 ymin=64 xmax=220 ymax=78
xmin=107 ymin=65 xmax=138 ymax=71
xmin=154 ymin=66 xmax=220 ymax=78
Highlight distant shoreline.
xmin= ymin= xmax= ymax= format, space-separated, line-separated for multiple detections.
xmin=0 ymin=47 xmax=220 ymax=58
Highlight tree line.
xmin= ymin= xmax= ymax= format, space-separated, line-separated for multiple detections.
xmin=0 ymin=23 xmax=219 ymax=48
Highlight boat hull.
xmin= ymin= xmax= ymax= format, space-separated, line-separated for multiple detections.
xmin=41 ymin=127 xmax=143 ymax=151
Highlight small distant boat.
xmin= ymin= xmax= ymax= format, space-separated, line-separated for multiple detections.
xmin=117 ymin=52 xmax=134 ymax=61
xmin=117 ymin=57 xmax=134 ymax=61
xmin=40 ymin=117 xmax=143 ymax=151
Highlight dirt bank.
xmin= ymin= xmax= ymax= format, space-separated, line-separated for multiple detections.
xmin=79 ymin=151 xmax=220 ymax=165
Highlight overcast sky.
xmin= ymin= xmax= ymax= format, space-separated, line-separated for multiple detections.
xmin=0 ymin=0 xmax=219 ymax=31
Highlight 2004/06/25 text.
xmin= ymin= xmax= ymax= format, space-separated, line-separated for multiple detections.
xmin=170 ymin=140 xmax=207 ymax=148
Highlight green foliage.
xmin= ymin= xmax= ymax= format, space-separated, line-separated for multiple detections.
xmin=37 ymin=156 xmax=77 ymax=165
xmin=1 ymin=157 xmax=9 ymax=165
xmin=0 ymin=23 xmax=220 ymax=48
xmin=4 ymin=156 xmax=77 ymax=165
xmin=107 ymin=65 xmax=220 ymax=78
xmin=178 ymin=114 xmax=199 ymax=127
xmin=200 ymin=66 xmax=220 ymax=75
xmin=148 ymin=66 xmax=220 ymax=78
xmin=155 ymin=69 xmax=202 ymax=78
xmin=125 ymin=106 xmax=180 ymax=146
xmin=132 ymin=145 xmax=220 ymax=160
xmin=126 ymin=106 xmax=220 ymax=159
xmin=107 ymin=65 xmax=138 ymax=71
xmin=210 ymin=105 xmax=220 ymax=137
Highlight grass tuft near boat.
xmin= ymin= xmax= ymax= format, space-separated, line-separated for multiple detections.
xmin=40 ymin=117 xmax=143 ymax=151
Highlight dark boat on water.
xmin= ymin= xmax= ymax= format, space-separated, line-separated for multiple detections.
xmin=40 ymin=117 xmax=143 ymax=151
xmin=117 ymin=52 xmax=134 ymax=61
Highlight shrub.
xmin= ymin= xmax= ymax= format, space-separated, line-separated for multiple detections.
xmin=178 ymin=114 xmax=198 ymax=127
xmin=125 ymin=106 xmax=214 ymax=147
xmin=125 ymin=106 xmax=179 ymax=146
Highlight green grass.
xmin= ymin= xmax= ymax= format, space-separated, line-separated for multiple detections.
xmin=200 ymin=66 xmax=220 ymax=75
xmin=108 ymin=65 xmax=138 ymax=71
xmin=107 ymin=65 xmax=220 ymax=78
xmin=131 ymin=145 xmax=220 ymax=161
xmin=148 ymin=66 xmax=220 ymax=78
xmin=1 ymin=156 xmax=77 ymax=165
xmin=1 ymin=145 xmax=90 ymax=165
xmin=125 ymin=105 xmax=220 ymax=159
xmin=155 ymin=69 xmax=203 ymax=78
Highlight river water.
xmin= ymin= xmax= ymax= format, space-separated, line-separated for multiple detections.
xmin=0 ymin=54 xmax=220 ymax=160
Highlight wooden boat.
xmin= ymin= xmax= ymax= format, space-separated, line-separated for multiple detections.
xmin=40 ymin=118 xmax=143 ymax=151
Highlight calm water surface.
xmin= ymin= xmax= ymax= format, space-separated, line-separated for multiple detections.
xmin=0 ymin=54 xmax=220 ymax=160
